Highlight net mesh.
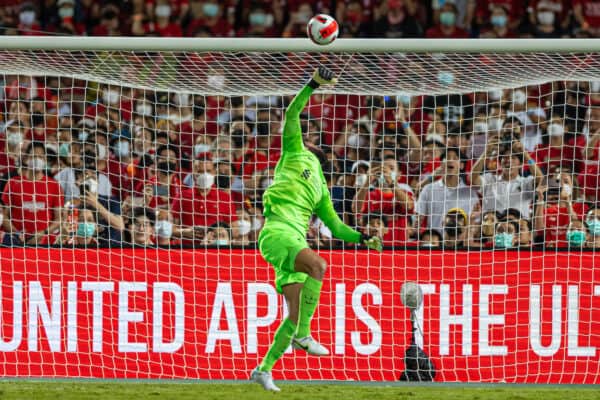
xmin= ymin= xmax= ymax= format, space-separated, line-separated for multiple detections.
xmin=0 ymin=47 xmax=599 ymax=383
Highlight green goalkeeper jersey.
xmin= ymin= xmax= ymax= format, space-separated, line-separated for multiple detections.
xmin=262 ymin=84 xmax=362 ymax=244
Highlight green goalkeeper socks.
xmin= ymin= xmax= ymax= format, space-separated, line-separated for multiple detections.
xmin=258 ymin=318 xmax=296 ymax=372
xmin=295 ymin=276 xmax=323 ymax=339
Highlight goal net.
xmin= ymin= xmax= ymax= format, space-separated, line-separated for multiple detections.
xmin=0 ymin=37 xmax=599 ymax=383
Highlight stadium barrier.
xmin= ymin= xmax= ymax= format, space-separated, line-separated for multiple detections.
xmin=0 ymin=248 xmax=598 ymax=383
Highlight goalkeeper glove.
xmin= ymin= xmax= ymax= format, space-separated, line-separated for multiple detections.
xmin=361 ymin=234 xmax=383 ymax=252
xmin=309 ymin=66 xmax=337 ymax=88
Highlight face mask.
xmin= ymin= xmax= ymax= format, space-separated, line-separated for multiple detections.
xmin=238 ymin=219 xmax=252 ymax=236
xmin=77 ymin=222 xmax=96 ymax=238
xmin=355 ymin=174 xmax=368 ymax=187
xmin=491 ymin=14 xmax=507 ymax=27
xmin=207 ymin=75 xmax=225 ymax=90
xmin=203 ymin=3 xmax=219 ymax=17
xmin=347 ymin=134 xmax=361 ymax=148
xmin=421 ymin=242 xmax=436 ymax=248
xmin=7 ymin=133 xmax=23 ymax=147
xmin=136 ymin=103 xmax=153 ymax=116
xmin=488 ymin=118 xmax=504 ymax=132
xmin=215 ymin=239 xmax=229 ymax=246
xmin=548 ymin=123 xmax=564 ymax=137
xmin=512 ymin=90 xmax=527 ymax=105
xmin=495 ymin=232 xmax=514 ymax=248
xmin=103 ymin=90 xmax=120 ymax=105
xmin=591 ymin=81 xmax=600 ymax=93
xmin=397 ymin=94 xmax=411 ymax=106
xmin=587 ymin=219 xmax=600 ymax=236
xmin=440 ymin=11 xmax=456 ymax=26
xmin=249 ymin=12 xmax=267 ymax=26
xmin=438 ymin=71 xmax=454 ymax=86
xmin=537 ymin=11 xmax=555 ymax=25
xmin=567 ymin=230 xmax=586 ymax=246
xmin=562 ymin=184 xmax=572 ymax=196
xmin=251 ymin=217 xmax=262 ymax=231
xmin=390 ymin=171 xmax=398 ymax=183
xmin=59 ymin=7 xmax=74 ymax=18
xmin=97 ymin=143 xmax=107 ymax=160
xmin=194 ymin=143 xmax=212 ymax=156
xmin=489 ymin=89 xmax=503 ymax=101
xmin=19 ymin=11 xmax=35 ymax=26
xmin=261 ymin=178 xmax=274 ymax=190
xmin=155 ymin=220 xmax=173 ymax=239
xmin=29 ymin=157 xmax=46 ymax=172
xmin=115 ymin=141 xmax=130 ymax=157
xmin=196 ymin=172 xmax=215 ymax=189
xmin=155 ymin=5 xmax=171 ymax=18
xmin=174 ymin=93 xmax=190 ymax=107
xmin=296 ymin=11 xmax=311 ymax=24
xmin=78 ymin=131 xmax=89 ymax=142
xmin=473 ymin=122 xmax=488 ymax=134
xmin=59 ymin=143 xmax=70 ymax=158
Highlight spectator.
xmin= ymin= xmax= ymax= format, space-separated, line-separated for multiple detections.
xmin=534 ymin=176 xmax=579 ymax=247
xmin=494 ymin=220 xmax=519 ymax=249
xmin=171 ymin=155 xmax=237 ymax=242
xmin=202 ymin=223 xmax=230 ymax=246
xmin=566 ymin=219 xmax=588 ymax=248
xmin=480 ymin=5 xmax=517 ymax=38
xmin=442 ymin=207 xmax=468 ymax=248
xmin=51 ymin=0 xmax=86 ymax=35
xmin=533 ymin=117 xmax=576 ymax=173
xmin=155 ymin=208 xmax=186 ymax=247
xmin=17 ymin=2 xmax=42 ymax=35
xmin=133 ymin=0 xmax=183 ymax=37
xmin=186 ymin=0 xmax=232 ymax=37
xmin=371 ymin=0 xmax=422 ymax=38
xmin=573 ymin=0 xmax=600 ymax=37
xmin=527 ymin=2 xmax=564 ymax=38
xmin=231 ymin=214 xmax=252 ymax=246
xmin=419 ymin=229 xmax=442 ymax=248
xmin=1 ymin=142 xmax=64 ymax=245
xmin=517 ymin=218 xmax=533 ymax=247
xmin=128 ymin=208 xmax=156 ymax=247
xmin=361 ymin=212 xmax=390 ymax=247
xmin=471 ymin=137 xmax=543 ymax=220
xmin=426 ymin=2 xmax=469 ymax=38
xmin=60 ymin=208 xmax=99 ymax=247
xmin=585 ymin=207 xmax=600 ymax=248
xmin=91 ymin=5 xmax=122 ymax=36
xmin=414 ymin=147 xmax=479 ymax=236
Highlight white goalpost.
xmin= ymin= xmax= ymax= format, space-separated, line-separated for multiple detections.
xmin=0 ymin=36 xmax=599 ymax=383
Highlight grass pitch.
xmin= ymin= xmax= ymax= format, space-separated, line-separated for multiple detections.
xmin=0 ymin=381 xmax=598 ymax=400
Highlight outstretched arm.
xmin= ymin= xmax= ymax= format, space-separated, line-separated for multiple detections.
xmin=283 ymin=67 xmax=337 ymax=153
xmin=316 ymin=186 xmax=383 ymax=251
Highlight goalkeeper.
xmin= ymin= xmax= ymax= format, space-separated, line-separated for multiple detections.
xmin=251 ymin=67 xmax=383 ymax=392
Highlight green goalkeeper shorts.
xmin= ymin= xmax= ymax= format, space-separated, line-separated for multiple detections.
xmin=258 ymin=220 xmax=309 ymax=294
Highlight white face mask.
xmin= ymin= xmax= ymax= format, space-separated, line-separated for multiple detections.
xmin=215 ymin=239 xmax=229 ymax=246
xmin=473 ymin=122 xmax=488 ymax=134
xmin=548 ymin=123 xmax=564 ymax=137
xmin=237 ymin=219 xmax=252 ymax=236
xmin=155 ymin=220 xmax=173 ymax=239
xmin=347 ymin=134 xmax=362 ymax=148
xmin=19 ymin=11 xmax=35 ymax=26
xmin=562 ymin=184 xmax=572 ymax=196
xmin=488 ymin=118 xmax=504 ymax=132
xmin=261 ymin=178 xmax=274 ymax=190
xmin=174 ymin=93 xmax=191 ymax=107
xmin=103 ymin=90 xmax=120 ymax=105
xmin=355 ymin=173 xmax=368 ymax=187
xmin=97 ymin=143 xmax=107 ymax=160
xmin=83 ymin=178 xmax=98 ymax=194
xmin=155 ymin=5 xmax=171 ymax=18
xmin=251 ymin=216 xmax=263 ymax=231
xmin=194 ymin=143 xmax=212 ymax=156
xmin=7 ymin=133 xmax=23 ymax=147
xmin=115 ymin=141 xmax=130 ymax=157
xmin=591 ymin=81 xmax=600 ymax=93
xmin=512 ymin=90 xmax=527 ymax=105
xmin=207 ymin=75 xmax=225 ymax=90
xmin=489 ymin=89 xmax=503 ymax=101
xmin=29 ymin=157 xmax=46 ymax=171
xmin=136 ymin=103 xmax=153 ymax=117
xmin=196 ymin=172 xmax=215 ymax=189
xmin=78 ymin=131 xmax=89 ymax=142
xmin=537 ymin=11 xmax=555 ymax=25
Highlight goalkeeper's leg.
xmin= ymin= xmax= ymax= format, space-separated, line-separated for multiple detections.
xmin=291 ymin=248 xmax=329 ymax=355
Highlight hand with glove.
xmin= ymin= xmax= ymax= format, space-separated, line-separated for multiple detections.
xmin=361 ymin=233 xmax=383 ymax=252
xmin=308 ymin=66 xmax=337 ymax=88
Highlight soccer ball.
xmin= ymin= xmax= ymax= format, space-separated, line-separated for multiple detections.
xmin=307 ymin=14 xmax=339 ymax=46
xmin=400 ymin=282 xmax=423 ymax=310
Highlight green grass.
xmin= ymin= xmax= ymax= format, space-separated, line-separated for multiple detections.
xmin=0 ymin=381 xmax=599 ymax=400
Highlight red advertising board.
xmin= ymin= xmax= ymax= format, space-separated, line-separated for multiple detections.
xmin=0 ymin=248 xmax=599 ymax=383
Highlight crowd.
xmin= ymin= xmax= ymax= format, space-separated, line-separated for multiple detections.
xmin=1 ymin=0 xmax=600 ymax=39
xmin=0 ymin=1 xmax=600 ymax=249
xmin=1 ymin=73 xmax=600 ymax=249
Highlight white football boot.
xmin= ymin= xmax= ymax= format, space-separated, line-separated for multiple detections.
xmin=250 ymin=367 xmax=281 ymax=392
xmin=292 ymin=336 xmax=330 ymax=356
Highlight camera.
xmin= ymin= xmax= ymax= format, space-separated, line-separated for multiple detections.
xmin=79 ymin=178 xmax=98 ymax=195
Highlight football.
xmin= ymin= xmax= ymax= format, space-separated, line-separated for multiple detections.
xmin=307 ymin=14 xmax=339 ymax=46
xmin=400 ymin=282 xmax=423 ymax=310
